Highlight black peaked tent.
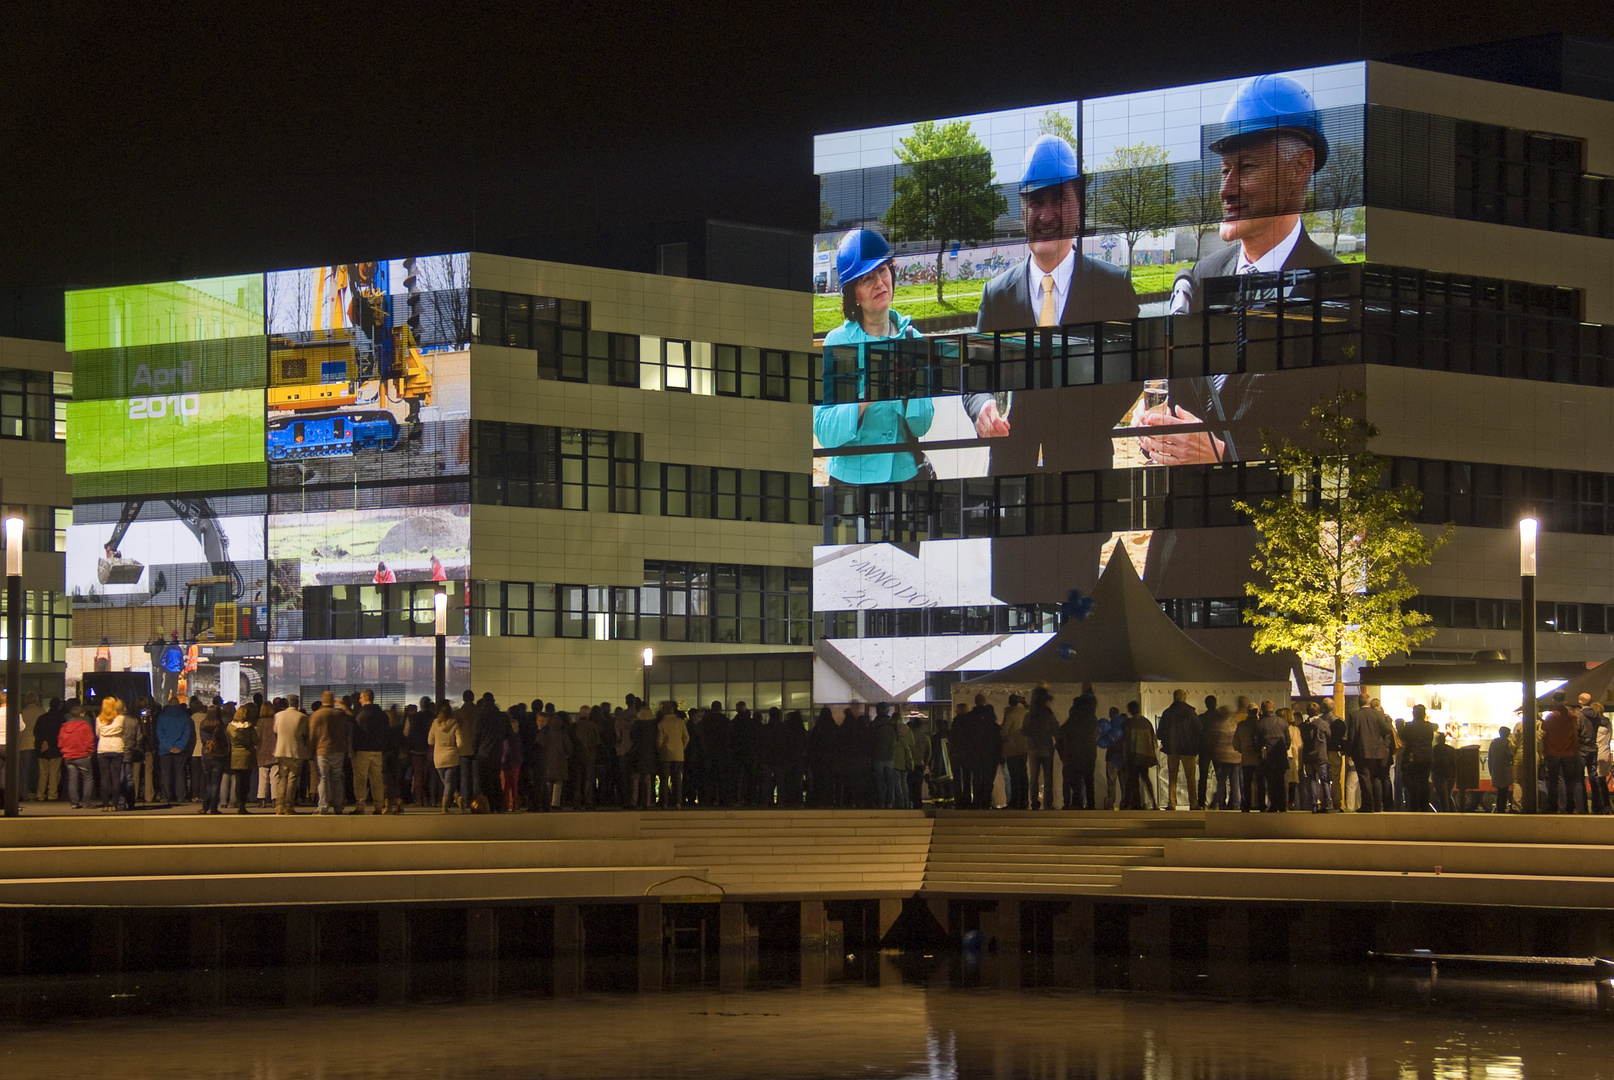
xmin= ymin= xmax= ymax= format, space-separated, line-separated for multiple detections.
xmin=955 ymin=552 xmax=1289 ymax=719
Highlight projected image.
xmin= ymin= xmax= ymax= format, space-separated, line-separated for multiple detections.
xmin=815 ymin=365 xmax=1361 ymax=484
xmin=265 ymin=254 xmax=470 ymax=488
xmin=67 ymin=499 xmax=268 ymax=653
xmin=65 ymin=274 xmax=265 ymax=353
xmin=269 ymin=503 xmax=470 ymax=589
xmin=269 ymin=639 xmax=469 ymax=706
xmin=815 ymin=539 xmax=997 ymax=611
xmin=812 ymin=63 xmax=1365 ymax=336
xmin=67 ymin=643 xmax=267 ymax=706
xmin=65 ymin=389 xmax=265 ymax=474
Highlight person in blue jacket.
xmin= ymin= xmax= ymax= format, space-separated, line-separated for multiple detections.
xmin=154 ymin=695 xmax=196 ymax=805
xmin=815 ymin=229 xmax=933 ymax=485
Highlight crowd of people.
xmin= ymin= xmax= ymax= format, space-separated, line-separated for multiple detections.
xmin=2 ymin=684 xmax=1610 ymax=814
xmin=0 ymin=690 xmax=928 ymax=814
xmin=941 ymin=686 xmax=1612 ymax=814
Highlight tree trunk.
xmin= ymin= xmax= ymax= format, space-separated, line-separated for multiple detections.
xmin=935 ymin=246 xmax=945 ymax=305
xmin=1332 ymin=653 xmax=1346 ymax=718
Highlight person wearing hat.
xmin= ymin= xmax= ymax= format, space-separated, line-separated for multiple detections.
xmin=1128 ymin=74 xmax=1343 ymax=469
xmin=970 ymin=133 xmax=1139 ymax=435
xmin=1169 ymin=72 xmax=1340 ymax=315
xmin=814 ymin=228 xmax=935 ymax=484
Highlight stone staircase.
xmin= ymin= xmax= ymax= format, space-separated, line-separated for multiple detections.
xmin=0 ymin=814 xmax=712 ymax=907
xmin=923 ymin=811 xmax=1207 ymax=895
xmin=633 ymin=809 xmax=932 ymax=898
xmin=1122 ymin=811 xmax=1614 ymax=908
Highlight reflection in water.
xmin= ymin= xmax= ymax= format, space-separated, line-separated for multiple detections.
xmin=0 ymin=955 xmax=1609 ymax=1078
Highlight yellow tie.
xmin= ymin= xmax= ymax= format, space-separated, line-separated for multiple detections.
xmin=1038 ymin=273 xmax=1057 ymax=327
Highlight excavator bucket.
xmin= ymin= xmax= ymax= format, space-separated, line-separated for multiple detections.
xmin=97 ymin=556 xmax=145 ymax=585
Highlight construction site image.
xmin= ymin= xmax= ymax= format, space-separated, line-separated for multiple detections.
xmin=264 ymin=256 xmax=470 ymax=487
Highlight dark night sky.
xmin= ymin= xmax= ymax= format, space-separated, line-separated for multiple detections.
xmin=2 ymin=1 xmax=1611 ymax=293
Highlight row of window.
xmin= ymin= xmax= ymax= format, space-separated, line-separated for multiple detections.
xmin=819 ymin=604 xmax=1063 ymax=639
xmin=0 ymin=368 xmax=70 ymax=443
xmin=817 ymin=264 xmax=1614 ymax=404
xmin=470 ymin=421 xmax=817 ymax=524
xmin=823 ymin=463 xmax=1283 ymax=544
xmin=470 ymin=288 xmax=815 ymax=403
xmin=471 ymin=561 xmax=813 ymax=646
xmin=296 ymin=582 xmax=467 ymax=642
xmin=1 ymin=506 xmax=70 ymax=554
xmin=818 ymin=595 xmax=1248 ymax=640
xmin=1391 ymin=459 xmax=1614 ymax=538
xmin=1367 ymin=105 xmax=1614 ymax=240
xmin=0 ymin=589 xmax=71 ymax=664
xmin=1409 ymin=595 xmax=1614 ymax=636
xmin=827 ymin=455 xmax=1614 ymax=545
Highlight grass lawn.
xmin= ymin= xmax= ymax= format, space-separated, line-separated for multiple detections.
xmin=812 ymin=252 xmax=1368 ymax=335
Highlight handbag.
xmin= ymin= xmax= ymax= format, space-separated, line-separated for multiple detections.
xmin=897 ymin=413 xmax=936 ymax=480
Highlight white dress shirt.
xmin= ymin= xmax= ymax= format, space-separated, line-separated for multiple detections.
xmin=1026 ymin=245 xmax=1077 ymax=317
xmin=1235 ymin=219 xmax=1303 ymax=274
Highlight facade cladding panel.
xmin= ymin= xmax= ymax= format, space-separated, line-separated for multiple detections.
xmin=810 ymin=59 xmax=1614 ymax=707
xmin=64 ymin=255 xmax=818 ymax=707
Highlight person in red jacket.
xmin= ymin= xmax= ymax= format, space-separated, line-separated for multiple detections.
xmin=1542 ymin=692 xmax=1585 ymax=814
xmin=57 ymin=704 xmax=97 ymax=809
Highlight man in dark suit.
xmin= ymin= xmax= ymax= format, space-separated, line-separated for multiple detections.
xmin=970 ymin=133 xmax=1139 ymax=437
xmin=1169 ymin=73 xmax=1340 ymax=317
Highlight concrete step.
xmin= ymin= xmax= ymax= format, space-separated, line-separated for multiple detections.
xmin=927 ymin=840 xmax=1169 ymax=853
xmin=926 ymin=852 xmax=1160 ymax=867
xmin=0 ymin=838 xmax=674 ymax=881
xmin=0 ymin=813 xmax=639 ymax=848
xmin=1162 ymin=838 xmax=1614 ymax=878
xmin=1201 ymin=811 xmax=1614 ymax=845
xmin=0 ymin=864 xmax=718 ymax=907
xmin=1120 ymin=865 xmax=1614 ymax=909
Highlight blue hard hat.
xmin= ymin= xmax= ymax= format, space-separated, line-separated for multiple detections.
xmin=836 ymin=229 xmax=892 ymax=288
xmin=1208 ymin=73 xmax=1329 ymax=172
xmin=1019 ymin=134 xmax=1081 ymax=193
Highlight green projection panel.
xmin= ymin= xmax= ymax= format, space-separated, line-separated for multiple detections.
xmin=65 ymin=274 xmax=265 ymax=352
xmin=65 ymin=389 xmax=265 ymax=474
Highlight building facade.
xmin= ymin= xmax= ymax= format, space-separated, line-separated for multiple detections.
xmin=809 ymin=55 xmax=1614 ymax=708
xmin=0 ymin=335 xmax=72 ymax=700
xmin=64 ymin=255 xmax=816 ymax=709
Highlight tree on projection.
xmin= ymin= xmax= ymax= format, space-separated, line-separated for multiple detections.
xmin=1037 ymin=109 xmax=1077 ymax=146
xmin=1235 ymin=392 xmax=1452 ymax=714
xmin=1178 ymin=168 xmax=1220 ymax=262
xmin=1090 ymin=143 xmax=1175 ymax=272
xmin=884 ymin=121 xmax=1006 ymax=305
xmin=1304 ymin=142 xmax=1365 ymax=256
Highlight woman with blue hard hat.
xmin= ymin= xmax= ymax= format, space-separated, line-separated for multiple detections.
xmin=815 ymin=229 xmax=934 ymax=484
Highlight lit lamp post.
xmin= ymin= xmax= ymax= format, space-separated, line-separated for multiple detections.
xmin=434 ymin=590 xmax=448 ymax=710
xmin=4 ymin=515 xmax=23 ymax=818
xmin=1519 ymin=517 xmax=1538 ymax=815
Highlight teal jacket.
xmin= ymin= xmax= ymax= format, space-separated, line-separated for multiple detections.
xmin=816 ymin=311 xmax=933 ymax=484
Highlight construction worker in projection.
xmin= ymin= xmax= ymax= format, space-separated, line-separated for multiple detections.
xmin=1141 ymin=74 xmax=1342 ymax=467
xmin=1171 ymin=73 xmax=1340 ymax=314
xmin=971 ymin=133 xmax=1139 ymax=435
xmin=814 ymin=229 xmax=934 ymax=484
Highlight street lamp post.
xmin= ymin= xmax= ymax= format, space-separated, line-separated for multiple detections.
xmin=4 ymin=515 xmax=23 ymax=818
xmin=434 ymin=590 xmax=448 ymax=710
xmin=1520 ymin=517 xmax=1538 ymax=815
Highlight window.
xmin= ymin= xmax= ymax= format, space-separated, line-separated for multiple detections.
xmin=0 ymin=590 xmax=70 ymax=663
xmin=0 ymin=368 xmax=69 ymax=443
xmin=663 ymin=339 xmax=692 ymax=392
xmin=301 ymin=583 xmax=463 ymax=640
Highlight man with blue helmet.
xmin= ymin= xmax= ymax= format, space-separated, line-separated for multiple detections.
xmin=972 ymin=133 xmax=1139 ymax=435
xmin=1133 ymin=74 xmax=1344 ymax=468
xmin=815 ymin=229 xmax=934 ymax=484
xmin=1170 ymin=72 xmax=1340 ymax=316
